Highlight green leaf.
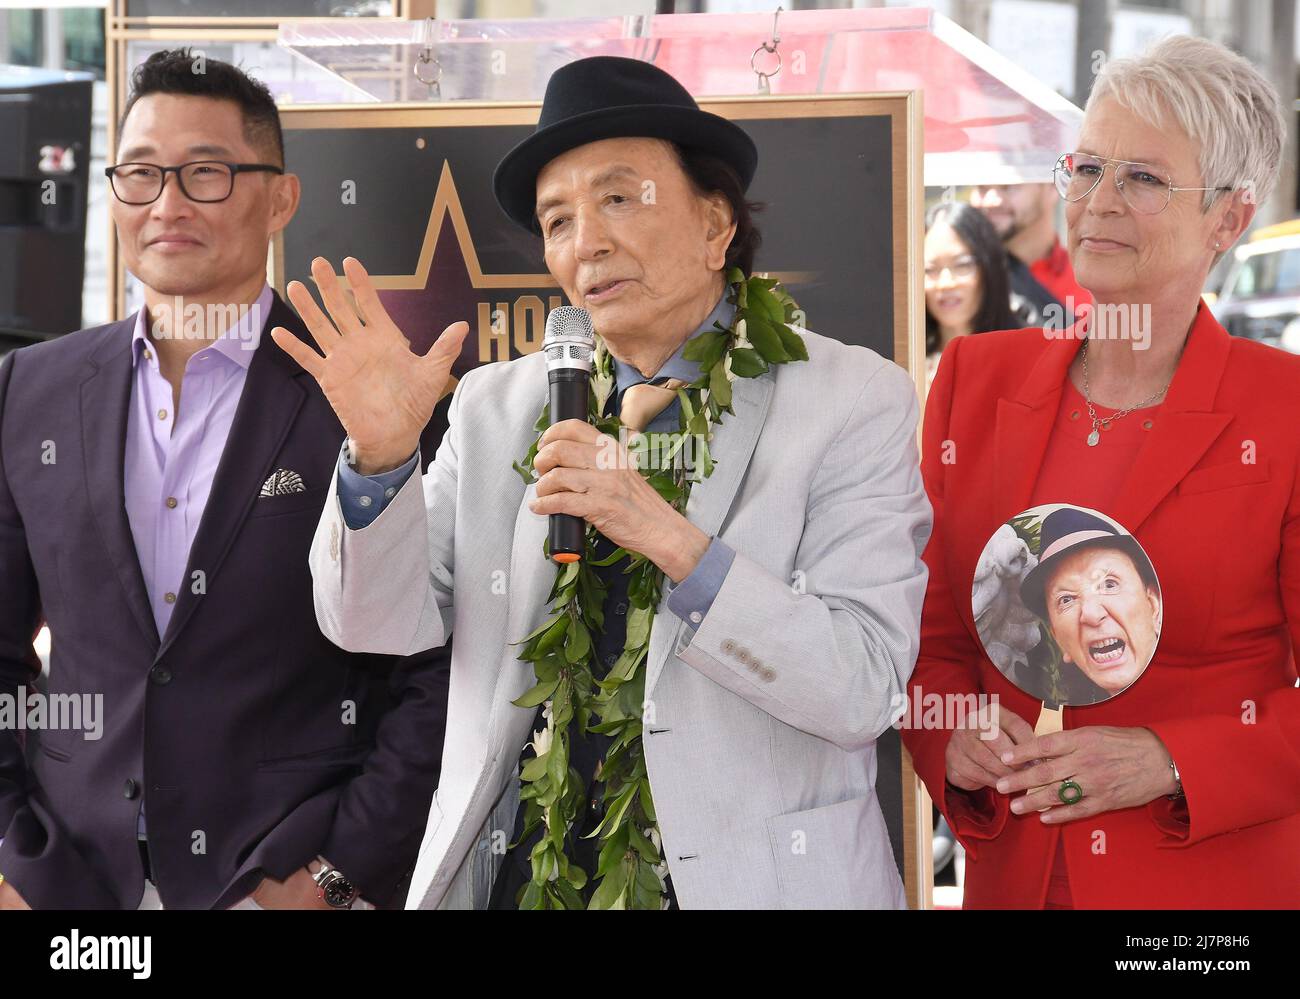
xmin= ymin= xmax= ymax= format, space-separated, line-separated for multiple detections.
xmin=748 ymin=284 xmax=786 ymax=325
xmin=564 ymin=864 xmax=588 ymax=893
xmin=532 ymin=652 xmax=562 ymax=682
xmin=650 ymin=476 xmax=683 ymax=503
xmin=625 ymin=604 xmax=653 ymax=647
xmin=520 ymin=753 xmax=549 ymax=781
xmin=627 ymin=823 xmax=658 ymax=863
xmin=546 ymin=730 xmax=569 ymax=786
xmin=638 ymin=779 xmax=656 ymax=822
xmin=682 ymin=329 xmax=728 ymax=370
xmin=519 ymin=880 xmax=544 ymax=910
xmin=708 ymin=359 xmax=732 ymax=409
xmin=511 ymin=676 xmax=559 ymax=708
xmin=678 ymin=388 xmax=696 ymax=425
xmin=531 ymin=844 xmax=554 ymax=884
xmin=634 ymin=857 xmax=662 ymax=896
xmin=589 ymin=546 xmax=629 ymax=567
xmin=596 ymin=824 xmax=630 ymax=878
xmin=588 ymin=781 xmax=638 ymax=840
xmin=588 ymin=860 xmax=629 ymax=910
xmin=534 ymin=614 xmax=569 ymax=655
xmin=563 ymin=619 xmax=591 ymax=663
xmin=746 ymin=315 xmax=791 ymax=364
xmin=511 ymin=459 xmax=536 ymax=485
xmin=775 ymin=320 xmax=809 ymax=361
xmin=554 ymin=877 xmax=585 ymax=908
xmin=515 ymin=612 xmax=563 ymax=647
xmin=728 ymin=347 xmax=768 ymax=378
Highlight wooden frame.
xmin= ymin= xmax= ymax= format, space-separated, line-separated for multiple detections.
xmin=276 ymin=93 xmax=933 ymax=908
xmin=102 ymin=24 xmax=935 ymax=902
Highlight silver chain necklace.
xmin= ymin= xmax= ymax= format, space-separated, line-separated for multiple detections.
xmin=1080 ymin=338 xmax=1173 ymax=447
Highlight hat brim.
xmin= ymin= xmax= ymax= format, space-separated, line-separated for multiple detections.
xmin=1020 ymin=534 xmax=1156 ymax=620
xmin=492 ymin=104 xmax=758 ymax=233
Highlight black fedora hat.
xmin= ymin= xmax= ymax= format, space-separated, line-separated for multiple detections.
xmin=492 ymin=56 xmax=758 ymax=233
xmin=1019 ymin=507 xmax=1158 ymax=620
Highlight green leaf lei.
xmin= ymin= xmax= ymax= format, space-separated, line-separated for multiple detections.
xmin=508 ymin=269 xmax=807 ymax=909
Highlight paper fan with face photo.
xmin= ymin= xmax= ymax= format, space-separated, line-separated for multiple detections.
xmin=972 ymin=503 xmax=1163 ymax=707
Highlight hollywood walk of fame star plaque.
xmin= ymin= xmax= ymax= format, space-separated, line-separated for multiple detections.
xmin=276 ymin=93 xmax=923 ymax=405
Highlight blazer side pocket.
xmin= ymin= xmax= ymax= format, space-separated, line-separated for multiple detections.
xmin=255 ymin=741 xmax=371 ymax=772
xmin=764 ymin=791 xmax=905 ymax=910
xmin=1177 ymin=459 xmax=1270 ymax=497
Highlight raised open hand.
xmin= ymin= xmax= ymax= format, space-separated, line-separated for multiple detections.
xmin=271 ymin=256 xmax=469 ymax=474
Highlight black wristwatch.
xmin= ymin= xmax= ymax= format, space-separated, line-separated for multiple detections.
xmin=310 ymin=859 xmax=358 ymax=909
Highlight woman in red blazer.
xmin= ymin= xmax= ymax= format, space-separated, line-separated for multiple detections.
xmin=902 ymin=35 xmax=1300 ymax=908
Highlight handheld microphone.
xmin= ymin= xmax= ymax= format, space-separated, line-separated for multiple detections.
xmin=542 ymin=306 xmax=596 ymax=564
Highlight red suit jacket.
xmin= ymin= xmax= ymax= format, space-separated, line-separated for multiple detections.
xmin=902 ymin=303 xmax=1300 ymax=908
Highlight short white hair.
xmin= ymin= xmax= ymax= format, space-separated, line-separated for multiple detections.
xmin=1087 ymin=34 xmax=1286 ymax=212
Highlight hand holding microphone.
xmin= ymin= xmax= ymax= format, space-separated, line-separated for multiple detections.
xmin=540 ymin=306 xmax=596 ymax=563
xmin=532 ymin=306 xmax=710 ymax=580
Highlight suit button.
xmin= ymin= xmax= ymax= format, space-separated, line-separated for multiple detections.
xmin=123 ymin=779 xmax=139 ymax=800
xmin=721 ymin=639 xmax=736 ymax=655
xmin=150 ymin=665 xmax=172 ymax=686
xmin=761 ymin=668 xmax=776 ymax=683
xmin=736 ymin=647 xmax=751 ymax=664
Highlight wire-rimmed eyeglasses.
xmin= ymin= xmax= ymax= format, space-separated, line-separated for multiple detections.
xmin=1053 ymin=152 xmax=1232 ymax=215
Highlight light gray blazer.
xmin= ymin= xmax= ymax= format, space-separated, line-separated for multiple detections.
xmin=308 ymin=327 xmax=932 ymax=909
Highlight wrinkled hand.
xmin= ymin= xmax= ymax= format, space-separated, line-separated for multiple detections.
xmin=250 ymin=867 xmax=337 ymax=910
xmin=271 ymin=256 xmax=469 ymax=474
xmin=944 ymin=702 xmax=1035 ymax=792
xmin=995 ymin=725 xmax=1179 ymax=823
xmin=0 ymin=879 xmax=31 ymax=909
xmin=529 ymin=419 xmax=709 ymax=582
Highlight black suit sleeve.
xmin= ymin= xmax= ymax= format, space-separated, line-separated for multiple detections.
xmin=0 ymin=352 xmax=41 ymax=836
xmin=316 ymin=401 xmax=454 ymax=906
xmin=0 ymin=351 xmax=116 ymax=908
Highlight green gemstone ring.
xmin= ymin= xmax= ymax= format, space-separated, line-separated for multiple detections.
xmin=1058 ymin=779 xmax=1084 ymax=805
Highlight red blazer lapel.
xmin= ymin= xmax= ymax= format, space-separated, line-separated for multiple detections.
xmin=992 ymin=326 xmax=1083 ymax=523
xmin=1110 ymin=303 xmax=1233 ymax=532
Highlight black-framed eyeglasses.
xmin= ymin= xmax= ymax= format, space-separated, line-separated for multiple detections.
xmin=1053 ymin=152 xmax=1232 ymax=215
xmin=104 ymin=160 xmax=284 ymax=205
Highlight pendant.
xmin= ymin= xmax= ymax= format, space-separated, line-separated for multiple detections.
xmin=1087 ymin=429 xmax=1100 ymax=447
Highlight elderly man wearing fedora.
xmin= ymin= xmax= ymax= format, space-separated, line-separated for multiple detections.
xmin=271 ymin=56 xmax=930 ymax=909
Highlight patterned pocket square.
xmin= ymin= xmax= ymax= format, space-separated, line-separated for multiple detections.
xmin=260 ymin=468 xmax=306 ymax=497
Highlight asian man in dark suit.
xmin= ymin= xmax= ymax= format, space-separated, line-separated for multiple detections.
xmin=0 ymin=49 xmax=454 ymax=909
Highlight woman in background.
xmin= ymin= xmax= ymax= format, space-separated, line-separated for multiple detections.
xmin=924 ymin=201 xmax=1015 ymax=387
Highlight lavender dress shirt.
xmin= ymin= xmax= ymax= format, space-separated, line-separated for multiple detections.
xmin=122 ymin=283 xmax=273 ymax=837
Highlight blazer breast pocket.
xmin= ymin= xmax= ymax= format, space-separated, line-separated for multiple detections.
xmin=1177 ymin=459 xmax=1270 ymax=497
xmin=246 ymin=487 xmax=329 ymax=519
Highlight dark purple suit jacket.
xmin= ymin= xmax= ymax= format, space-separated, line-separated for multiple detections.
xmin=0 ymin=292 xmax=451 ymax=908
